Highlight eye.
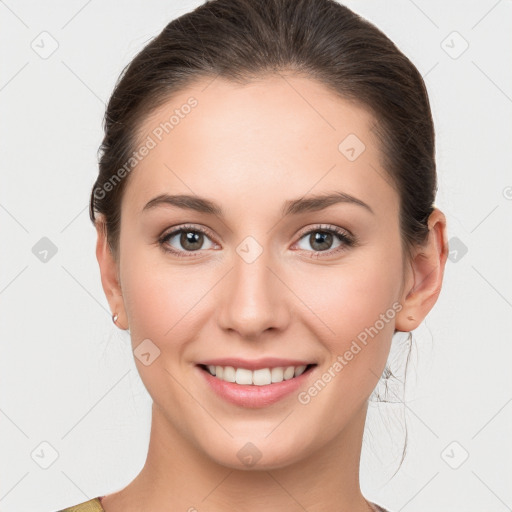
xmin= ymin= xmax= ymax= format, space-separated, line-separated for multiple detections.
xmin=158 ymin=223 xmax=357 ymax=259
xmin=294 ymin=224 xmax=356 ymax=258
xmin=158 ymin=224 xmax=217 ymax=258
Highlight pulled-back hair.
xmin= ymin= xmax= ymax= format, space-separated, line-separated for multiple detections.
xmin=90 ymin=0 xmax=436 ymax=266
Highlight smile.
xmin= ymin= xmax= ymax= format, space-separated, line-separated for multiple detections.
xmin=199 ymin=363 xmax=316 ymax=385
xmin=196 ymin=362 xmax=318 ymax=408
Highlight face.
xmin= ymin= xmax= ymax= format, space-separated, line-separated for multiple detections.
xmin=113 ymin=74 xmax=412 ymax=469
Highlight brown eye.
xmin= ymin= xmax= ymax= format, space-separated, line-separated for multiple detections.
xmin=178 ymin=230 xmax=204 ymax=251
xmin=159 ymin=225 xmax=216 ymax=257
xmin=295 ymin=225 xmax=355 ymax=258
xmin=307 ymin=231 xmax=334 ymax=251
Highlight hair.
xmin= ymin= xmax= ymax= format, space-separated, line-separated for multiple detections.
xmin=89 ymin=0 xmax=437 ymax=477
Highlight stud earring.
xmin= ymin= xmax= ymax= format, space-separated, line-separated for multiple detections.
xmin=112 ymin=312 xmax=119 ymax=324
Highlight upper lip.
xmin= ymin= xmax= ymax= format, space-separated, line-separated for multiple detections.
xmin=196 ymin=357 xmax=316 ymax=371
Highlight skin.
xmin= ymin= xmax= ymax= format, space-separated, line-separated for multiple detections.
xmin=95 ymin=74 xmax=448 ymax=512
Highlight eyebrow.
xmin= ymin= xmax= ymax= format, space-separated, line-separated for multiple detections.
xmin=141 ymin=191 xmax=374 ymax=217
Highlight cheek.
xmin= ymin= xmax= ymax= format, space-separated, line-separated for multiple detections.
xmin=119 ymin=238 xmax=220 ymax=358
xmin=119 ymin=253 xmax=208 ymax=403
xmin=290 ymin=242 xmax=403 ymax=361
xmin=122 ymin=262 xmax=203 ymax=341
xmin=304 ymin=261 xmax=399 ymax=324
xmin=288 ymin=257 xmax=401 ymax=443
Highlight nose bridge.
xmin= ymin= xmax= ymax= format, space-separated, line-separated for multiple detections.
xmin=217 ymin=236 xmax=287 ymax=338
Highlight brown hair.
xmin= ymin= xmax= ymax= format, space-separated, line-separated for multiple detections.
xmin=89 ymin=0 xmax=437 ymax=475
xmin=90 ymin=0 xmax=436 ymax=263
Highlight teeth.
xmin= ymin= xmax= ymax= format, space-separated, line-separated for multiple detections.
xmin=205 ymin=364 xmax=309 ymax=385
xmin=235 ymin=368 xmax=253 ymax=385
xmin=223 ymin=366 xmax=236 ymax=382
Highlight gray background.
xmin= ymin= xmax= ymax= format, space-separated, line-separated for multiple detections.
xmin=1 ymin=1 xmax=511 ymax=511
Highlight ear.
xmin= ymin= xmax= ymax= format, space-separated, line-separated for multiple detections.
xmin=95 ymin=215 xmax=129 ymax=330
xmin=395 ymin=208 xmax=449 ymax=332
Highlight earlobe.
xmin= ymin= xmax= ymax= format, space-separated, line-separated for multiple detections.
xmin=395 ymin=208 xmax=449 ymax=332
xmin=95 ymin=217 xmax=128 ymax=330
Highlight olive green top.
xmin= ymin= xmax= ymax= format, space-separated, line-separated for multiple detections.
xmin=57 ymin=496 xmax=390 ymax=511
xmin=57 ymin=497 xmax=104 ymax=512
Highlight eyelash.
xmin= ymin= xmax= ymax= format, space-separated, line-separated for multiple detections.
xmin=157 ymin=223 xmax=357 ymax=259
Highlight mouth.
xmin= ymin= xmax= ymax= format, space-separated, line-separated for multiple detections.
xmin=197 ymin=363 xmax=317 ymax=386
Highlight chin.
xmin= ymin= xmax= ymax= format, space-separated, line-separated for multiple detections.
xmin=201 ymin=435 xmax=313 ymax=472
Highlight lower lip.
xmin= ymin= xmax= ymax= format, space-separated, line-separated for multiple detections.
xmin=196 ymin=365 xmax=316 ymax=408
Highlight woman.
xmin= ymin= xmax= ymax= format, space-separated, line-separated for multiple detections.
xmin=59 ymin=0 xmax=448 ymax=510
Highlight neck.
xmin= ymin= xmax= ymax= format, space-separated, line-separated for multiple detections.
xmin=101 ymin=401 xmax=373 ymax=512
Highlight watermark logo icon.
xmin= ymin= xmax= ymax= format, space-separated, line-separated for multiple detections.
xmin=338 ymin=133 xmax=366 ymax=161
xmin=441 ymin=441 xmax=469 ymax=469
xmin=236 ymin=236 xmax=264 ymax=264
xmin=441 ymin=31 xmax=469 ymax=59
xmin=31 ymin=31 xmax=59 ymax=59
xmin=237 ymin=442 xmax=262 ymax=467
xmin=134 ymin=338 xmax=161 ymax=366
xmin=447 ymin=236 xmax=468 ymax=263
xmin=31 ymin=441 xmax=59 ymax=469
xmin=32 ymin=237 xmax=58 ymax=263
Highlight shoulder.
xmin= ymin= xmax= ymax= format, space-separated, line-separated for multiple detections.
xmin=56 ymin=497 xmax=104 ymax=512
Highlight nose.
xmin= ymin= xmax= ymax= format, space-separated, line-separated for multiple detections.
xmin=216 ymin=248 xmax=290 ymax=340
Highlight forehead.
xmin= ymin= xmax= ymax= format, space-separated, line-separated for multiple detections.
xmin=123 ymin=74 xmax=397 ymax=220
